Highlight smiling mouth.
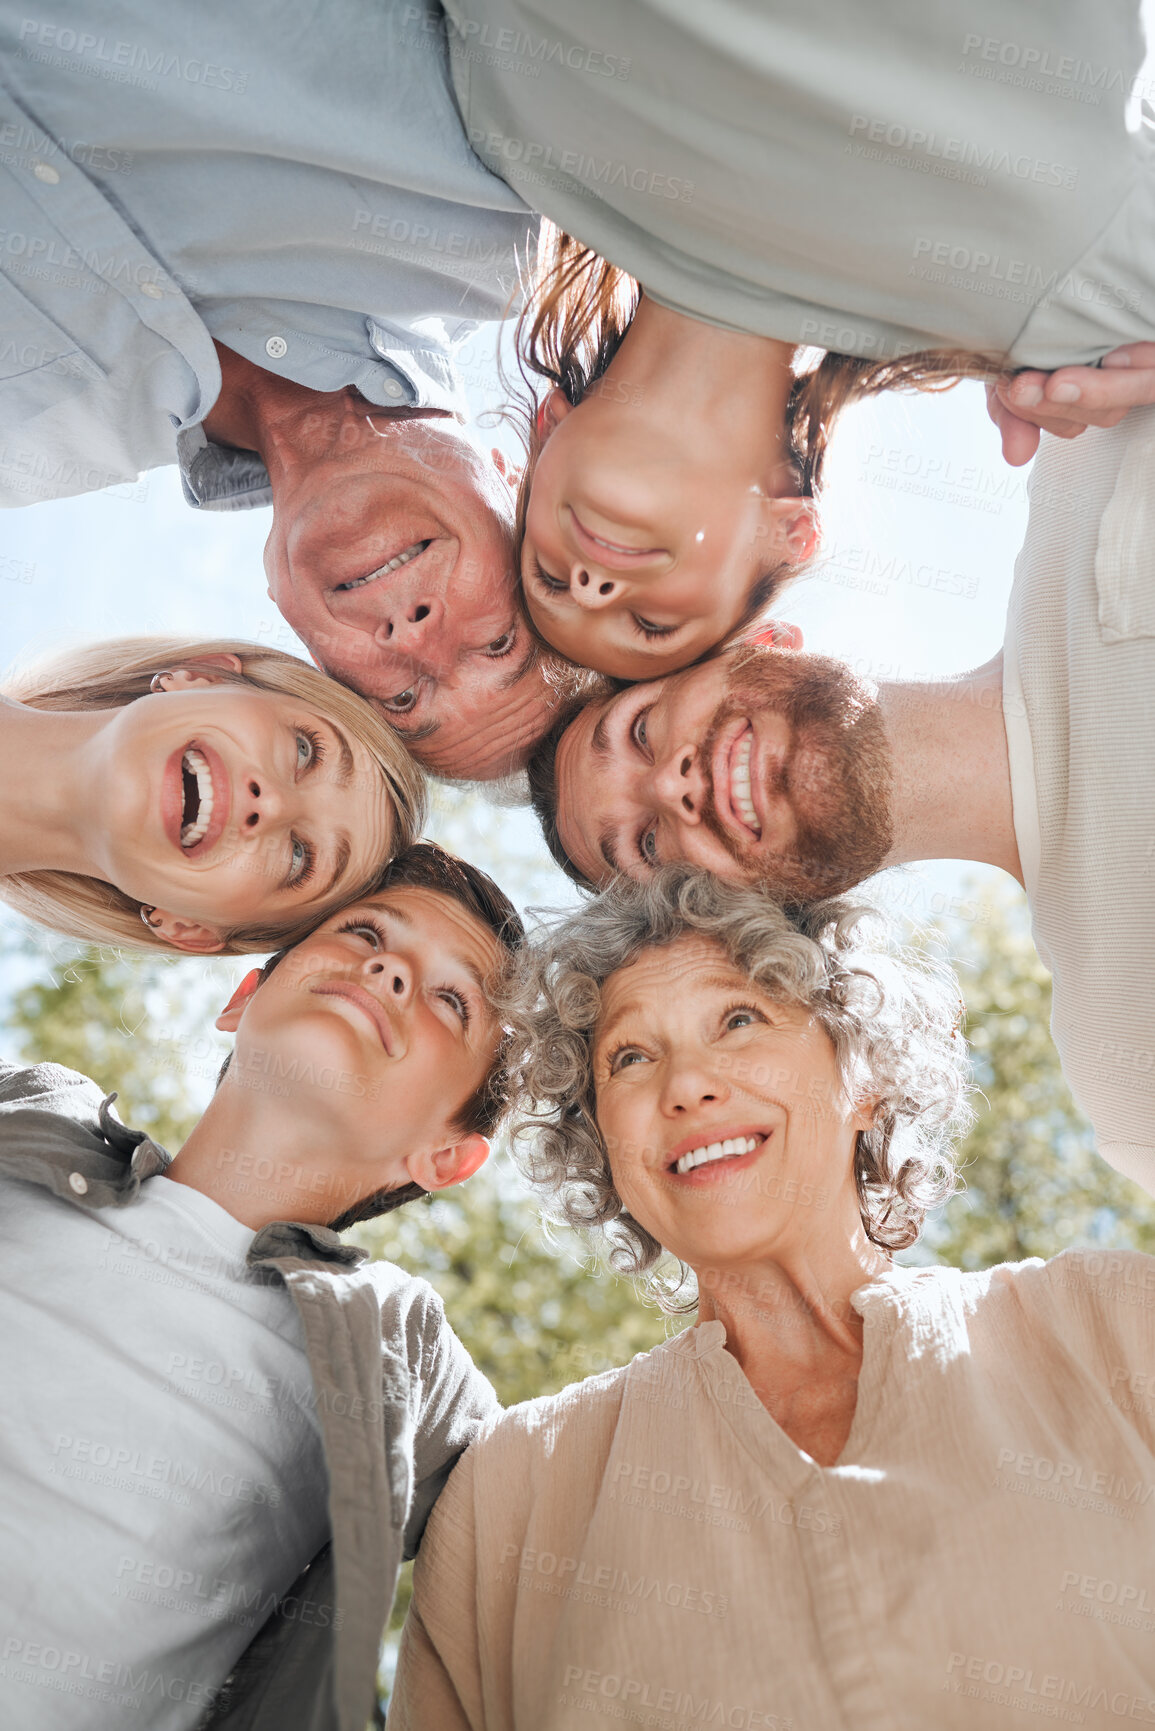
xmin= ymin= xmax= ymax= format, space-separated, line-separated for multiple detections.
xmin=180 ymin=746 xmax=214 ymax=849
xmin=669 ymin=1133 xmax=767 ymax=1176
xmin=569 ymin=509 xmax=663 ymax=565
xmin=311 ymin=982 xmax=395 ymax=1054
xmin=730 ymin=731 xmax=760 ymax=836
xmin=336 ymin=539 xmax=432 ymax=593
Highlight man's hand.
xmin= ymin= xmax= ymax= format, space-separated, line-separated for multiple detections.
xmin=987 ymin=343 xmax=1155 ymax=466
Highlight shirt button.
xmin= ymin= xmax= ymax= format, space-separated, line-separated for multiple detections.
xmin=140 ymin=282 xmax=164 ymax=300
xmin=265 ymin=335 xmax=288 ymax=359
xmin=384 ymin=379 xmax=404 ymax=398
xmin=68 ymin=1172 xmax=89 ymax=1195
xmin=33 ymin=161 xmax=60 ymax=184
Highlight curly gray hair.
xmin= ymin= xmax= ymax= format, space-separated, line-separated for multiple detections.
xmin=507 ymin=869 xmax=971 ymax=1301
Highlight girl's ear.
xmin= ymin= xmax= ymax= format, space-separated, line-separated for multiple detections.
xmin=536 ymin=388 xmax=574 ymax=442
xmin=766 ymin=496 xmax=820 ymax=566
xmin=144 ymin=907 xmax=229 ymax=954
xmin=151 ymin=653 xmax=245 ymax=693
xmin=215 ymin=968 xmax=263 ymax=1032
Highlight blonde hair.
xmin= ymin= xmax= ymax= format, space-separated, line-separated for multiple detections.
xmin=0 ymin=636 xmax=428 ymax=954
xmin=511 ymin=225 xmax=1003 ymax=643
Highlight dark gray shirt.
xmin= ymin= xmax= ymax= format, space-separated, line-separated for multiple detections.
xmin=0 ymin=1058 xmax=497 ymax=1731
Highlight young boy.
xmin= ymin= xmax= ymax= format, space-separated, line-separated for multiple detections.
xmin=0 ymin=843 xmax=523 ymax=1731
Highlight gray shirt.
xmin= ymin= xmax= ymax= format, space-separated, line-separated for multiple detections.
xmin=444 ymin=0 xmax=1154 ymax=367
xmin=0 ymin=1058 xmax=497 ymax=1731
xmin=0 ymin=0 xmax=534 ymax=506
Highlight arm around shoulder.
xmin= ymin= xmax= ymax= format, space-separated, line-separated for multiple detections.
xmin=390 ymin=1439 xmax=485 ymax=1731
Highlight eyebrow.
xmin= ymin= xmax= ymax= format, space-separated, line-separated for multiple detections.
xmin=391 ymin=716 xmax=440 ymax=742
xmin=598 ymin=825 xmax=623 ymax=879
xmin=497 ymin=637 xmax=537 ymax=693
xmin=329 ymin=723 xmax=355 ymax=786
xmin=383 ymin=639 xmax=534 ymax=742
xmin=312 ymin=832 xmax=352 ymax=905
xmin=591 ymin=710 xmax=613 ymax=756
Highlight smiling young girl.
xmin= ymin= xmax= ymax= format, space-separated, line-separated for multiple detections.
xmin=0 ymin=636 xmax=426 ymax=954
xmin=511 ymin=231 xmax=983 ymax=681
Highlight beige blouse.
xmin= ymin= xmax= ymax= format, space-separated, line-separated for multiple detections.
xmin=391 ymin=1255 xmax=1155 ymax=1731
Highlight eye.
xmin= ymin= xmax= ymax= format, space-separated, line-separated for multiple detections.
xmin=639 ymin=827 xmax=659 ymax=869
xmin=633 ymin=616 xmax=679 ymax=642
xmin=484 ymin=628 xmax=516 ymax=658
xmin=288 ymin=835 xmax=316 ymax=887
xmin=295 ymin=726 xmax=325 ymax=771
xmin=337 ymin=917 xmax=384 ymax=947
xmin=380 ymin=688 xmax=419 ymax=715
xmin=608 ymin=1044 xmax=648 ymax=1074
xmin=723 ymin=1004 xmax=766 ymax=1032
xmin=631 ymin=707 xmax=652 ymax=756
xmin=530 ymin=557 xmax=567 ymax=596
xmin=436 ymin=986 xmax=471 ymax=1029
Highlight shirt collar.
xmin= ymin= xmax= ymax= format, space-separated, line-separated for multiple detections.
xmin=179 ymin=310 xmax=469 ymax=511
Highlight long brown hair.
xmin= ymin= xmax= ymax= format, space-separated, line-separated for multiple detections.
xmin=511 ymin=224 xmax=1003 ymax=641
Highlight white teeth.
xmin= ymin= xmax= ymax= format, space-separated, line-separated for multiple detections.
xmin=339 ymin=540 xmax=430 ymax=592
xmin=674 ymin=1135 xmax=760 ymax=1176
xmin=731 ymin=733 xmax=761 ymax=836
xmin=179 ymin=747 xmax=214 ymax=849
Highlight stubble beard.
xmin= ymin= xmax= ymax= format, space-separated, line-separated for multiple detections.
xmin=698 ymin=648 xmax=895 ymax=902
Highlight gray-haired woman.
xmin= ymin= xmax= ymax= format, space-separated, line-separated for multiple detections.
xmin=390 ymin=870 xmax=1155 ymax=1731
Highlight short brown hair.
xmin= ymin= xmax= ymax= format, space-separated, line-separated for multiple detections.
xmin=525 ymin=702 xmax=596 ymax=892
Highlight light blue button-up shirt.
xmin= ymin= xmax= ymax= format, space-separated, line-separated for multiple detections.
xmin=0 ymin=0 xmax=534 ymax=507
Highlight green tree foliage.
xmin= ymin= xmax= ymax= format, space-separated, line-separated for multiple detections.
xmin=921 ymin=885 xmax=1155 ymax=1266
xmin=0 ymin=929 xmax=229 ymax=1151
xmin=353 ymin=1161 xmax=671 ymax=1409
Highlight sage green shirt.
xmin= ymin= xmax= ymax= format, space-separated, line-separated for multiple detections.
xmin=445 ymin=0 xmax=1155 ymax=365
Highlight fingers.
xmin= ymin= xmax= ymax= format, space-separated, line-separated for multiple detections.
xmin=986 ymin=381 xmax=1041 ymax=467
xmin=997 ymin=356 xmax=1155 ymax=427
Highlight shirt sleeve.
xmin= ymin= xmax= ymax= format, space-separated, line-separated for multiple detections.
xmin=403 ymin=1293 xmax=499 ymax=1562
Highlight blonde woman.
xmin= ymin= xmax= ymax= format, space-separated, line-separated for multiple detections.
xmin=0 ymin=638 xmax=425 ymax=954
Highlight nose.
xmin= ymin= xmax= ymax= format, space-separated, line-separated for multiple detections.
xmin=374 ymin=595 xmax=446 ymax=651
xmin=660 ymin=1050 xmax=730 ymax=1118
xmin=567 ymin=561 xmax=621 ymax=610
xmin=240 ymin=775 xmax=286 ymax=833
xmin=364 ymin=949 xmax=413 ymax=1008
xmin=651 ymin=742 xmax=706 ymax=828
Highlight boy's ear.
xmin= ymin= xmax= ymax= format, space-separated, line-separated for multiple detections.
xmin=145 ymin=908 xmax=228 ymax=954
xmin=405 ymin=1134 xmax=490 ymax=1194
xmin=215 ymin=968 xmax=263 ymax=1033
xmin=536 ymin=387 xmax=573 ymax=442
xmin=151 ymin=653 xmax=245 ymax=692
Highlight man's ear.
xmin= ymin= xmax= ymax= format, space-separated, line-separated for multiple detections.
xmin=490 ymin=447 xmax=524 ymax=490
xmin=215 ymin=968 xmax=263 ymax=1032
xmin=151 ymin=653 xmax=245 ymax=693
xmin=748 ymin=619 xmax=804 ymax=651
xmin=145 ymin=908 xmax=229 ymax=954
xmin=765 ymin=496 xmax=820 ymax=566
xmin=536 ymin=387 xmax=573 ymax=443
xmin=405 ymin=1133 xmax=490 ymax=1194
